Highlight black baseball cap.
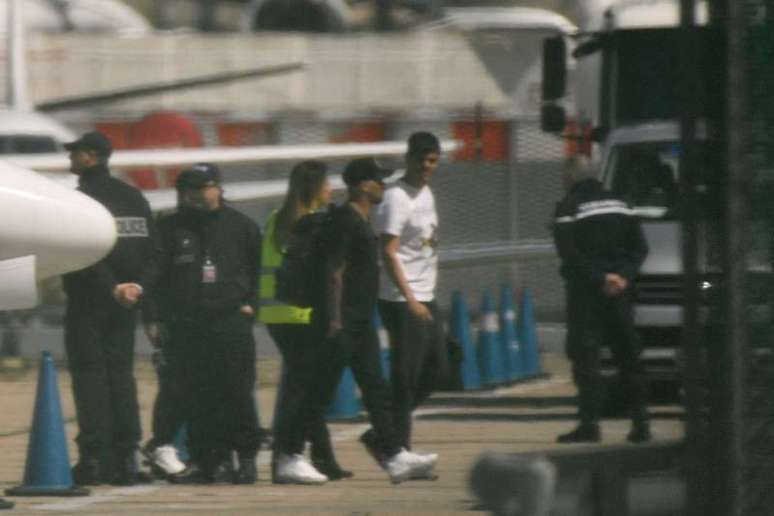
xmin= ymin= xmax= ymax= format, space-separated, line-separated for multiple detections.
xmin=176 ymin=163 xmax=221 ymax=190
xmin=64 ymin=131 xmax=113 ymax=157
xmin=407 ymin=131 xmax=441 ymax=157
xmin=343 ymin=158 xmax=393 ymax=187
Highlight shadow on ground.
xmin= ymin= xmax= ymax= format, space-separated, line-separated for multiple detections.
xmin=427 ymin=396 xmax=577 ymax=409
xmin=418 ymin=410 xmax=684 ymax=423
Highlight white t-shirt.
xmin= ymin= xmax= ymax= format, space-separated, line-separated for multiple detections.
xmin=374 ymin=180 xmax=439 ymax=302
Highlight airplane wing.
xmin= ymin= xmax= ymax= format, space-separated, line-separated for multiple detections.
xmin=6 ymin=140 xmax=461 ymax=173
xmin=35 ymin=63 xmax=306 ymax=113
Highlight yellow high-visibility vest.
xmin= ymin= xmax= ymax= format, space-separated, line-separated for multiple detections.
xmin=258 ymin=210 xmax=312 ymax=324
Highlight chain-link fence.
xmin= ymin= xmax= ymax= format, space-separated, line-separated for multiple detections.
xmin=35 ymin=111 xmax=567 ymax=332
xmin=223 ymin=113 xmax=567 ymax=321
xmin=221 ymin=113 xmax=565 ymax=321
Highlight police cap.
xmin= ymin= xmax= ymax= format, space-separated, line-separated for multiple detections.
xmin=176 ymin=163 xmax=222 ymax=191
xmin=64 ymin=131 xmax=113 ymax=158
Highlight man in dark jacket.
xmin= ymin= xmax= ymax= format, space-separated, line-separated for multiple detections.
xmin=552 ymin=158 xmax=651 ymax=444
xmin=146 ymin=163 xmax=262 ymax=484
xmin=300 ymin=158 xmax=438 ymax=485
xmin=63 ymin=131 xmax=158 ymax=485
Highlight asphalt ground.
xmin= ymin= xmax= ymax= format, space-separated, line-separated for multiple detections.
xmin=0 ymin=353 xmax=684 ymax=515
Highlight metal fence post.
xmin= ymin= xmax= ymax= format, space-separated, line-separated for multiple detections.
xmin=679 ymin=1 xmax=710 ymax=513
xmin=717 ymin=0 xmax=747 ymax=514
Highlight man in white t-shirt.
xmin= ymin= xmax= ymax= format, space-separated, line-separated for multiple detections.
xmin=373 ymin=132 xmax=449 ymax=454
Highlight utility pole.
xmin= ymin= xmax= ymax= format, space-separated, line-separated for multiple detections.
xmin=375 ymin=0 xmax=395 ymax=31
xmin=678 ymin=0 xmax=709 ymax=512
xmin=196 ymin=0 xmax=218 ymax=32
xmin=152 ymin=1 xmax=174 ymax=30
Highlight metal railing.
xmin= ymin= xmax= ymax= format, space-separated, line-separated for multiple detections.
xmin=439 ymin=240 xmax=555 ymax=269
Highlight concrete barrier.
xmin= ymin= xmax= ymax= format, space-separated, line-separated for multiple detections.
xmin=470 ymin=440 xmax=684 ymax=516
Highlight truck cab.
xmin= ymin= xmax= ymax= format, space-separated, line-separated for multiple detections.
xmin=599 ymin=120 xmax=771 ymax=384
xmin=598 ymin=122 xmax=719 ymax=382
xmin=540 ymin=1 xmax=726 ymax=386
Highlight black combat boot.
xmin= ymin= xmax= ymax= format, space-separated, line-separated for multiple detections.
xmin=312 ymin=436 xmax=353 ymax=480
xmin=207 ymin=449 xmax=235 ymax=484
xmin=110 ymin=454 xmax=138 ymax=486
xmin=311 ymin=458 xmax=353 ymax=481
xmin=626 ymin=396 xmax=652 ymax=443
xmin=556 ymin=423 xmax=601 ymax=443
xmin=627 ymin=422 xmax=652 ymax=443
xmin=72 ymin=456 xmax=103 ymax=486
xmin=234 ymin=454 xmax=258 ymax=485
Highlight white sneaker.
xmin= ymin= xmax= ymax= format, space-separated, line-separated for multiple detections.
xmin=274 ymin=454 xmax=328 ymax=485
xmin=150 ymin=445 xmax=186 ymax=475
xmin=384 ymin=449 xmax=438 ymax=484
xmin=409 ymin=457 xmax=439 ymax=480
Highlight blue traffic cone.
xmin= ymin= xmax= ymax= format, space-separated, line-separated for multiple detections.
xmin=373 ymin=309 xmax=391 ymax=381
xmin=477 ymin=290 xmax=505 ymax=387
xmin=6 ymin=352 xmax=89 ymax=496
xmin=326 ymin=367 xmax=361 ymax=420
xmin=450 ymin=291 xmax=480 ymax=390
xmin=518 ymin=287 xmax=542 ymax=377
xmin=499 ymin=285 xmax=524 ymax=381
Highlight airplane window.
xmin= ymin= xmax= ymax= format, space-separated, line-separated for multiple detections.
xmin=0 ymin=136 xmax=58 ymax=154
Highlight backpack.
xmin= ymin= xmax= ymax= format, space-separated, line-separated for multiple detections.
xmin=275 ymin=208 xmax=334 ymax=308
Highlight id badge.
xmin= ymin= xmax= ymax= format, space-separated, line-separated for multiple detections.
xmin=202 ymin=258 xmax=217 ymax=283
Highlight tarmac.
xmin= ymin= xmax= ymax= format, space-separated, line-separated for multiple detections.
xmin=0 ymin=353 xmax=684 ymax=515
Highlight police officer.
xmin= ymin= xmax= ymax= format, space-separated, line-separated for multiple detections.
xmin=553 ymin=157 xmax=651 ymax=443
xmin=63 ymin=131 xmax=158 ymax=485
xmin=147 ymin=164 xmax=262 ymax=484
xmin=140 ymin=187 xmax=198 ymax=480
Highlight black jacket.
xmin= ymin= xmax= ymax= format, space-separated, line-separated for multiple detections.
xmin=63 ymin=164 xmax=158 ymax=306
xmin=552 ymin=178 xmax=648 ymax=290
xmin=151 ymin=205 xmax=261 ymax=322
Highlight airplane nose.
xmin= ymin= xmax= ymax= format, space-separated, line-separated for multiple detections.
xmin=0 ymin=163 xmax=117 ymax=279
xmin=46 ymin=192 xmax=118 ymax=278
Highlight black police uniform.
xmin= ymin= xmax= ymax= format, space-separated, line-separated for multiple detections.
xmin=63 ymin=163 xmax=158 ymax=483
xmin=552 ymin=178 xmax=650 ymax=439
xmin=150 ymin=203 xmax=261 ymax=478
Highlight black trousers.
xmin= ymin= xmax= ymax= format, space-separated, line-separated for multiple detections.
xmin=268 ymin=322 xmax=337 ymax=460
xmin=306 ymin=321 xmax=401 ymax=459
xmin=378 ymin=300 xmax=448 ymax=449
xmin=65 ymin=302 xmax=141 ymax=462
xmin=148 ymin=332 xmax=187 ymax=449
xmin=565 ymin=284 xmax=649 ymax=426
xmin=176 ymin=311 xmax=260 ymax=461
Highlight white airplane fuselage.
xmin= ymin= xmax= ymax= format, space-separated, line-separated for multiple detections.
xmin=0 ymin=161 xmax=116 ymax=280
